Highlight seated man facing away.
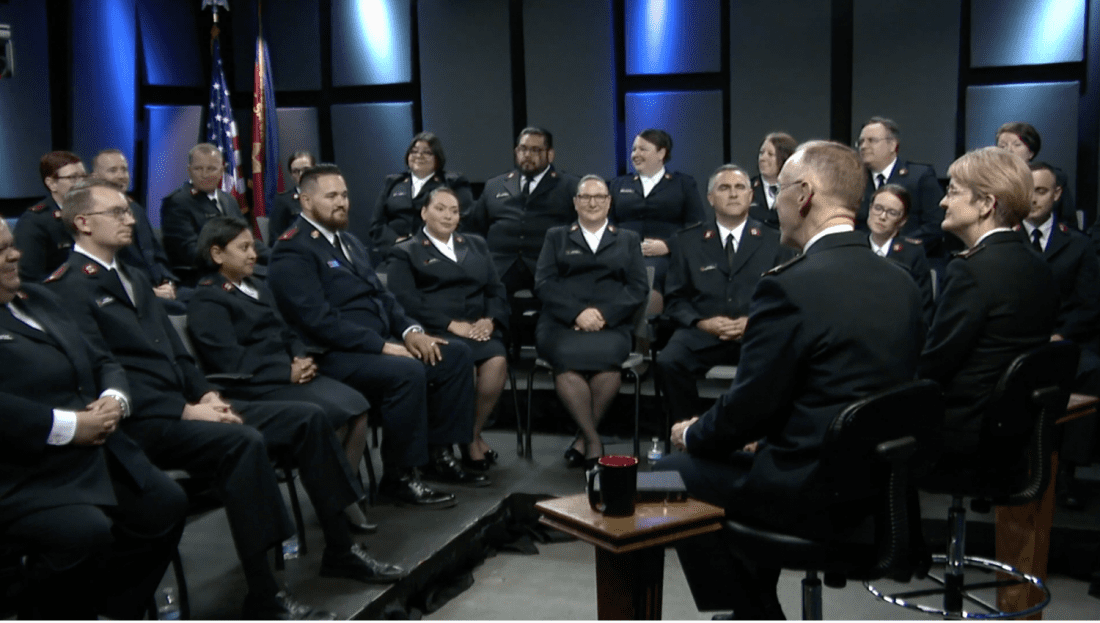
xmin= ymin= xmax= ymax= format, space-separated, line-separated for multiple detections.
xmin=656 ymin=163 xmax=794 ymax=419
xmin=46 ymin=178 xmax=402 ymax=620
xmin=268 ymin=164 xmax=485 ymax=508
xmin=0 ymin=217 xmax=186 ymax=619
xmin=659 ymin=141 xmax=925 ymax=619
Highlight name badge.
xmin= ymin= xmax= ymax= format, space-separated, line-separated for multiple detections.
xmin=619 ymin=188 xmax=635 ymax=194
xmin=495 ymin=192 xmax=510 ymax=199
xmin=0 ymin=334 xmax=12 ymax=341
xmin=327 ymin=260 xmax=341 ymax=268
xmin=95 ymin=295 xmax=116 ymax=307
xmin=424 ymin=258 xmax=440 ymax=265
xmin=700 ymin=264 xmax=718 ymax=272
xmin=565 ymin=249 xmax=583 ymax=256
xmin=391 ymin=191 xmax=408 ymax=197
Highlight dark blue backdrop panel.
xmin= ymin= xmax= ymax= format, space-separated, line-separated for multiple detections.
xmin=418 ymin=0 xmax=513 ymax=183
xmin=331 ymin=102 xmax=415 ymax=245
xmin=625 ymin=0 xmax=720 ymax=75
xmin=138 ymin=0 xmax=203 ymax=87
xmin=965 ymin=81 xmax=1079 ymax=189
xmin=276 ymin=107 xmax=321 ymax=182
xmin=0 ymin=1 xmax=52 ymax=199
xmin=267 ymin=3 xmax=321 ymax=92
xmin=971 ymin=0 xmax=1085 ymax=67
xmin=852 ymin=0 xmax=959 ymax=175
xmin=331 ymin=0 xmax=412 ymax=87
xmin=624 ymin=91 xmax=723 ymax=214
xmin=145 ymin=105 xmax=203 ymax=227
xmin=728 ymin=0 xmax=832 ymax=176
xmin=72 ymin=0 xmax=136 ymax=173
xmin=524 ymin=0 xmax=616 ymax=179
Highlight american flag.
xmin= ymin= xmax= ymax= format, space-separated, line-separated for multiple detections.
xmin=207 ymin=38 xmax=248 ymax=212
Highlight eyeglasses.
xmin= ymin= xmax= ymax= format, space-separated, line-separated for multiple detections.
xmin=408 ymin=149 xmax=434 ymax=158
xmin=54 ymin=173 xmax=88 ymax=181
xmin=515 ymin=145 xmax=546 ymax=155
xmin=856 ymin=136 xmax=892 ymax=147
xmin=83 ymin=206 xmax=134 ymax=221
xmin=870 ymin=204 xmax=903 ymax=219
xmin=575 ymin=194 xmax=610 ymax=203
xmin=775 ymin=179 xmax=804 ymax=194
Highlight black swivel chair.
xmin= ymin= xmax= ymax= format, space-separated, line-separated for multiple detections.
xmin=865 ymin=341 xmax=1078 ymax=619
xmin=723 ymin=379 xmax=944 ymax=620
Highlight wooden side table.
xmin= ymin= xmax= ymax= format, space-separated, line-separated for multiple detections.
xmin=536 ymin=494 xmax=724 ymax=620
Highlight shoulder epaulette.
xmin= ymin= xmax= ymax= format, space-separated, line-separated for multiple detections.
xmin=952 ymin=244 xmax=986 ymax=260
xmin=903 ymin=237 xmax=922 ymax=245
xmin=198 ymin=277 xmax=215 ymax=287
xmin=43 ymin=264 xmax=68 ymax=283
xmin=678 ymin=222 xmax=703 ymax=235
xmin=28 ymin=203 xmax=47 ymax=213
xmin=763 ymin=253 xmax=805 ymax=276
xmin=279 ymin=226 xmax=299 ymax=241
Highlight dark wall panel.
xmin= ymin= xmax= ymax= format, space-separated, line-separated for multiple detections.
xmin=624 ymin=91 xmax=723 ymax=209
xmin=145 ymin=105 xmax=203 ymax=227
xmin=524 ymin=0 xmax=615 ymax=178
xmin=72 ymin=0 xmax=136 ymax=170
xmin=965 ymin=82 xmax=1079 ymax=185
xmin=332 ymin=0 xmax=412 ymax=87
xmin=852 ymin=0 xmax=959 ymax=175
xmin=728 ymin=0 xmax=831 ymax=175
xmin=276 ymin=107 xmax=321 ymax=182
xmin=0 ymin=1 xmax=52 ymax=198
xmin=331 ymin=102 xmax=415 ymax=244
xmin=267 ymin=3 xmax=321 ymax=92
xmin=419 ymin=0 xmax=513 ymax=182
xmin=625 ymin=0 xmax=720 ymax=75
xmin=138 ymin=0 xmax=202 ymax=87
xmin=971 ymin=0 xmax=1085 ymax=67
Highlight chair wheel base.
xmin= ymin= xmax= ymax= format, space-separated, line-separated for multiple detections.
xmin=864 ymin=554 xmax=1051 ymax=619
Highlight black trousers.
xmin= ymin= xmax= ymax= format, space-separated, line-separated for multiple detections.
xmin=655 ymin=328 xmax=742 ymax=419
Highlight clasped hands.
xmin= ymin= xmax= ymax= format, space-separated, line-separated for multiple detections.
xmin=182 ymin=391 xmax=243 ymax=424
xmin=290 ymin=356 xmax=318 ymax=384
xmin=670 ymin=416 xmax=759 ymax=454
xmin=448 ymin=318 xmax=494 ymax=342
xmin=697 ymin=315 xmax=748 ymax=341
xmin=381 ymin=331 xmax=449 ymax=365
xmin=73 ymin=395 xmax=125 ymax=446
xmin=574 ymin=307 xmax=606 ymax=332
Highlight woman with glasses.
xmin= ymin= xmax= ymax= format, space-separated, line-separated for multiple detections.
xmin=749 ymin=132 xmax=797 ymax=230
xmin=14 ymin=150 xmax=87 ymax=281
xmin=609 ymin=129 xmax=706 ymax=311
xmin=366 ymin=132 xmax=473 ymax=264
xmin=387 ymin=187 xmax=510 ymax=472
xmin=535 ymin=175 xmax=649 ymax=469
xmin=868 ymin=184 xmax=935 ymax=327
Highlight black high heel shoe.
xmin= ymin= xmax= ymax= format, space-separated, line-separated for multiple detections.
xmin=484 ymin=449 xmax=499 ymax=465
xmin=460 ymin=445 xmax=490 ymax=473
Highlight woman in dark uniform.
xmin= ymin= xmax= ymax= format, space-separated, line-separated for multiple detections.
xmin=387 ymin=187 xmax=510 ymax=471
xmin=187 ymin=216 xmax=374 ymax=528
xmin=868 ymin=184 xmax=935 ymax=328
xmin=609 ymin=129 xmax=705 ymax=311
xmin=536 ymin=175 xmax=649 ymax=468
xmin=366 ymin=132 xmax=474 ymax=264
xmin=749 ymin=132 xmax=797 ymax=229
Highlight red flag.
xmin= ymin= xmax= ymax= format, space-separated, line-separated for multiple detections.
xmin=251 ymin=28 xmax=282 ymax=231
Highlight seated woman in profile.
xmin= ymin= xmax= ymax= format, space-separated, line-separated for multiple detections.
xmin=387 ymin=188 xmax=509 ymax=471
xmin=535 ymin=174 xmax=649 ymax=469
xmin=867 ymin=183 xmax=935 ymax=328
xmin=187 ymin=216 xmax=374 ymax=529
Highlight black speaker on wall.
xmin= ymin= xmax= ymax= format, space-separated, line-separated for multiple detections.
xmin=0 ymin=24 xmax=11 ymax=79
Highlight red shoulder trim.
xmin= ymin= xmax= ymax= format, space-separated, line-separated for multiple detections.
xmin=44 ymin=264 xmax=69 ymax=283
xmin=279 ymin=227 xmax=299 ymax=241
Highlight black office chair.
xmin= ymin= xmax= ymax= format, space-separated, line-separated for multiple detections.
xmin=723 ymin=379 xmax=944 ymax=620
xmin=865 ymin=341 xmax=1078 ymax=619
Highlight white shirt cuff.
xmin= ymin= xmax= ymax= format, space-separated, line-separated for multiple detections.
xmin=100 ymin=389 xmax=131 ymax=418
xmin=48 ymin=410 xmax=78 ymax=445
xmin=401 ymin=325 xmax=424 ymax=340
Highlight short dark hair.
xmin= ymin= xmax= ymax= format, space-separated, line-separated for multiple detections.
xmin=299 ymin=163 xmax=343 ymax=194
xmin=871 ymin=183 xmax=912 ymax=219
xmin=862 ymin=116 xmax=900 ymax=141
xmin=406 ymin=132 xmax=446 ymax=172
xmin=92 ymin=148 xmax=126 ymax=169
xmin=286 ymin=150 xmax=315 ymax=172
xmin=518 ymin=127 xmax=553 ymax=150
xmin=188 ymin=143 xmax=222 ymax=165
xmin=763 ymin=132 xmax=798 ymax=171
xmin=998 ymin=122 xmax=1042 ymax=158
xmin=40 ymin=151 xmax=82 ymax=186
xmin=638 ymin=129 xmax=673 ymax=163
xmin=60 ymin=178 xmax=120 ymax=234
xmin=707 ymin=164 xmax=751 ymax=194
xmin=1028 ymin=160 xmax=1060 ymax=186
xmin=196 ymin=215 xmax=251 ymax=272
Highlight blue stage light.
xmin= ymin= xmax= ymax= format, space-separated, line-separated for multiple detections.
xmin=625 ymin=0 xmax=720 ymax=75
xmin=333 ymin=0 xmax=411 ymax=86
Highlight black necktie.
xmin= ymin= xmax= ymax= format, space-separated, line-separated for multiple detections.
xmin=876 ymin=173 xmax=886 ymax=189
xmin=521 ymin=176 xmax=532 ymax=201
xmin=768 ymin=184 xmax=779 ymax=203
xmin=1031 ymin=228 xmax=1043 ymax=253
xmin=726 ymin=233 xmax=736 ymax=270
xmin=332 ymin=233 xmax=351 ymax=264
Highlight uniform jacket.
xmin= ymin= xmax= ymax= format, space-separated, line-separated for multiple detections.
xmin=664 ymin=219 xmax=794 ymax=349
xmin=462 ymin=165 xmax=578 ymax=278
xmin=748 ymin=175 xmax=780 ymax=230
xmin=118 ymin=198 xmax=178 ymax=286
xmin=881 ymin=235 xmax=935 ymax=329
xmin=161 ymin=183 xmax=270 ymax=269
xmin=187 ymin=273 xmax=308 ymax=389
xmin=387 ymin=230 xmax=509 ymax=335
xmin=45 ymin=251 xmax=214 ymax=421
xmin=857 ymin=160 xmax=944 ymax=247
xmin=920 ymin=231 xmax=1058 ymax=450
xmin=1021 ymin=221 xmax=1100 ymax=348
xmin=268 ymin=189 xmax=302 ymax=241
xmin=686 ymin=231 xmax=925 ymax=506
xmin=268 ymin=216 xmax=416 ymax=355
xmin=609 ymin=170 xmax=707 ymax=242
xmin=533 ymin=222 xmax=649 ymax=330
xmin=14 ymin=196 xmax=72 ymax=282
xmin=365 ymin=170 xmax=473 ymax=261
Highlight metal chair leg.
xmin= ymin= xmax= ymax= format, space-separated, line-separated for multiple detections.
xmin=802 ymin=570 xmax=823 ymax=620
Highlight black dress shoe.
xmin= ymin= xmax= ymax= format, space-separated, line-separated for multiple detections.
xmin=320 ymin=543 xmax=405 ymax=584
xmin=564 ymin=447 xmax=585 ymax=469
xmin=242 ymin=590 xmax=335 ymax=620
xmin=484 ymin=448 xmax=499 ymax=464
xmin=459 ymin=445 xmax=491 ymax=472
xmin=379 ymin=469 xmax=457 ymax=507
xmin=423 ymin=446 xmax=491 ymax=487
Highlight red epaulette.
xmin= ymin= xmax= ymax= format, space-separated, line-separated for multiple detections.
xmin=279 ymin=227 xmax=299 ymax=241
xmin=43 ymin=264 xmax=69 ymax=283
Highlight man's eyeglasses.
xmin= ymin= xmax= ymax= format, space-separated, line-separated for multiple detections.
xmin=515 ymin=145 xmax=546 ymax=156
xmin=575 ymin=194 xmax=610 ymax=204
xmin=83 ymin=207 xmax=134 ymax=221
xmin=856 ymin=136 xmax=892 ymax=148
xmin=870 ymin=204 xmax=903 ymax=219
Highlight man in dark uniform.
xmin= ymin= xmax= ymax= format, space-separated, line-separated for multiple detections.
xmin=0 ymin=218 xmax=187 ymax=619
xmin=656 ymin=164 xmax=794 ymax=419
xmin=161 ymin=143 xmax=270 ymax=273
xmin=462 ymin=127 xmax=578 ymax=297
xmin=268 ymin=150 xmax=314 ymax=239
xmin=92 ymin=149 xmax=187 ymax=312
xmin=855 ymin=117 xmax=945 ymax=253
xmin=47 ymin=179 xmax=403 ymax=620
xmin=659 ymin=141 xmax=925 ymax=619
xmin=269 ymin=164 xmax=485 ymax=508
xmin=1022 ymin=161 xmax=1100 ymax=508
xmin=13 ymin=151 xmax=85 ymax=281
